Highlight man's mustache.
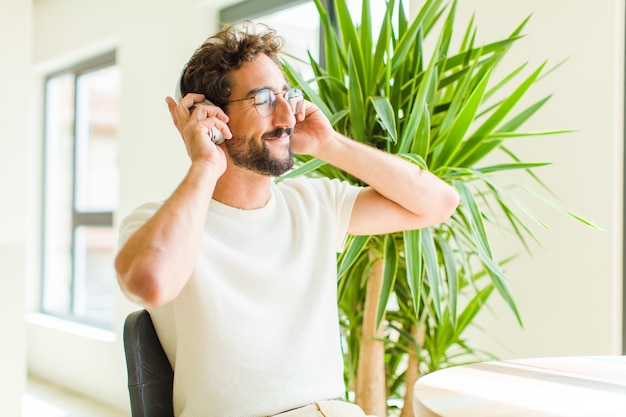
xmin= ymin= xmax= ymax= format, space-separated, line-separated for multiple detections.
xmin=262 ymin=127 xmax=293 ymax=140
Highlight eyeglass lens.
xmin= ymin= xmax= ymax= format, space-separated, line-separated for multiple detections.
xmin=255 ymin=88 xmax=303 ymax=117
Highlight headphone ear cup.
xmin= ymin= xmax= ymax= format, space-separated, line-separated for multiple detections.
xmin=210 ymin=127 xmax=226 ymax=145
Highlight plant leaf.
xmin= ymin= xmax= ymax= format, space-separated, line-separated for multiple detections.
xmin=376 ymin=234 xmax=399 ymax=328
xmin=420 ymin=227 xmax=441 ymax=319
xmin=371 ymin=96 xmax=398 ymax=143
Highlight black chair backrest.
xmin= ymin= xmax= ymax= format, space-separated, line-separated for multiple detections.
xmin=123 ymin=309 xmax=174 ymax=417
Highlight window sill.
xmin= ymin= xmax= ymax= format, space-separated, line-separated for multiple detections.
xmin=25 ymin=313 xmax=117 ymax=343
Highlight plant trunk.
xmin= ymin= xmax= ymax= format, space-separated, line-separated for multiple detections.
xmin=355 ymin=255 xmax=387 ymax=417
xmin=400 ymin=323 xmax=426 ymax=417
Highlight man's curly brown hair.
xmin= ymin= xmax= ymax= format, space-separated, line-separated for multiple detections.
xmin=180 ymin=21 xmax=284 ymax=111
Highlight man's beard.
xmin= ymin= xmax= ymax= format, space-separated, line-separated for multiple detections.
xmin=225 ymin=127 xmax=295 ymax=177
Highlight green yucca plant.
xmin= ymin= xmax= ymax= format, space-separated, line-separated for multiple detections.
xmin=280 ymin=0 xmax=593 ymax=415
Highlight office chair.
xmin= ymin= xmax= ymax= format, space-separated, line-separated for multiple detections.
xmin=123 ymin=309 xmax=174 ymax=417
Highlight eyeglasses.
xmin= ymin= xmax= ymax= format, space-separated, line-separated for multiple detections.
xmin=228 ymin=88 xmax=304 ymax=117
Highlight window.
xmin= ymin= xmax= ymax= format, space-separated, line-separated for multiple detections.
xmin=220 ymin=0 xmax=397 ymax=81
xmin=41 ymin=52 xmax=121 ymax=329
xmin=222 ymin=0 xmax=320 ymax=81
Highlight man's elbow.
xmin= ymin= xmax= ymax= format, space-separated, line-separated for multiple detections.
xmin=444 ymin=186 xmax=460 ymax=217
xmin=114 ymin=256 xmax=172 ymax=309
xmin=431 ymin=186 xmax=460 ymax=225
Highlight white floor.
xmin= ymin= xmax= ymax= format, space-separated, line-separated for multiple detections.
xmin=23 ymin=377 xmax=126 ymax=417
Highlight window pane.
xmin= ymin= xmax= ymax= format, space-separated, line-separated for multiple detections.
xmin=346 ymin=0 xmax=396 ymax=38
xmin=73 ymin=226 xmax=117 ymax=328
xmin=42 ymin=73 xmax=75 ymax=315
xmin=256 ymin=1 xmax=320 ymax=82
xmin=75 ymin=66 xmax=121 ymax=212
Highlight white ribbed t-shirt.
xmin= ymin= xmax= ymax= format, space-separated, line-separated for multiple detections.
xmin=118 ymin=177 xmax=362 ymax=417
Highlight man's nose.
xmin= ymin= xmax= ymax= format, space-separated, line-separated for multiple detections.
xmin=272 ymin=94 xmax=296 ymax=126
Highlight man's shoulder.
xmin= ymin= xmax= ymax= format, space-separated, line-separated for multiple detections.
xmin=122 ymin=201 xmax=163 ymax=220
xmin=117 ymin=201 xmax=164 ymax=247
xmin=119 ymin=201 xmax=164 ymax=231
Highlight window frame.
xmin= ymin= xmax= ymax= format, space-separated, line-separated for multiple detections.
xmin=40 ymin=50 xmax=119 ymax=329
xmin=220 ymin=0 xmax=313 ymax=22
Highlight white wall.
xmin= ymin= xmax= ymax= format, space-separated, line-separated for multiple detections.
xmin=454 ymin=0 xmax=624 ymax=359
xmin=15 ymin=0 xmax=625 ymax=413
xmin=0 ymin=0 xmax=31 ymax=414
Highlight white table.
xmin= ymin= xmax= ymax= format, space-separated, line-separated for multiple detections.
xmin=413 ymin=356 xmax=626 ymax=417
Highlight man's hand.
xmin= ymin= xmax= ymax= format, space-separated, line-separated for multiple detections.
xmin=291 ymin=100 xmax=336 ymax=157
xmin=166 ymin=94 xmax=232 ymax=172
